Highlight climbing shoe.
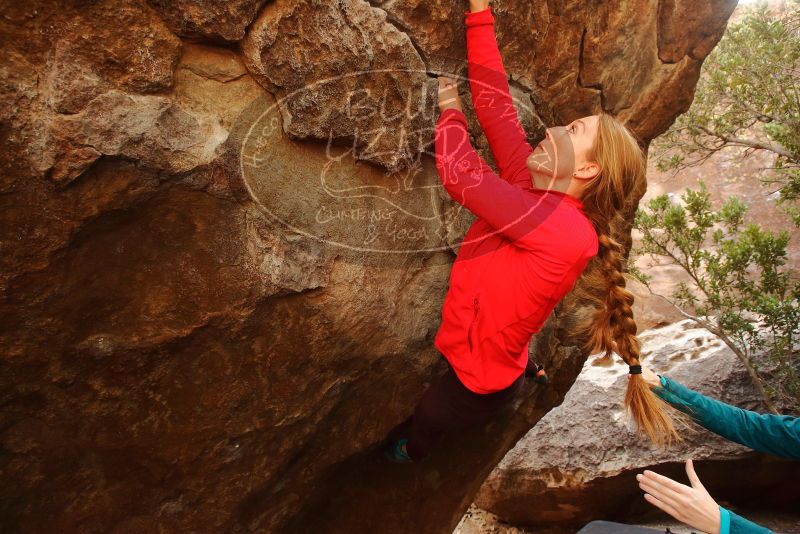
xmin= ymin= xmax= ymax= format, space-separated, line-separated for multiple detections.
xmin=525 ymin=362 xmax=550 ymax=385
xmin=383 ymin=437 xmax=413 ymax=463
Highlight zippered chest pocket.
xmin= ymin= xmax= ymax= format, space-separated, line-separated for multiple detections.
xmin=467 ymin=295 xmax=480 ymax=353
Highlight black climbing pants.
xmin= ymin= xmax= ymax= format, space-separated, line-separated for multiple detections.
xmin=386 ymin=357 xmax=531 ymax=461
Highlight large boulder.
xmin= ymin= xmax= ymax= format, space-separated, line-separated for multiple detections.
xmin=1 ymin=0 xmax=737 ymax=532
xmin=474 ymin=319 xmax=800 ymax=529
xmin=241 ymin=0 xmax=432 ymax=173
xmin=147 ymin=0 xmax=267 ymax=42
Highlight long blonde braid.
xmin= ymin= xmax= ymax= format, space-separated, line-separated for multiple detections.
xmin=574 ymin=113 xmax=690 ymax=447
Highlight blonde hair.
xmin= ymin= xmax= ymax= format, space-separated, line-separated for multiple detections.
xmin=574 ymin=112 xmax=690 ymax=447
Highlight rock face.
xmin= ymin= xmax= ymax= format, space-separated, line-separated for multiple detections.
xmin=0 ymin=1 xmax=737 ymax=533
xmin=241 ymin=0 xmax=431 ymax=173
xmin=475 ymin=319 xmax=800 ymax=529
xmin=147 ymin=0 xmax=268 ymax=42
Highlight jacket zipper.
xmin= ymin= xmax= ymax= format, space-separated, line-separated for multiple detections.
xmin=467 ymin=295 xmax=479 ymax=353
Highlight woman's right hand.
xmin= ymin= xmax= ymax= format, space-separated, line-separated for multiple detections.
xmin=469 ymin=0 xmax=490 ymax=13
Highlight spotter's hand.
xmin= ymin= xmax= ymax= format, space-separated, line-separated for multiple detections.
xmin=641 ymin=365 xmax=662 ymax=388
xmin=637 ymin=459 xmax=721 ymax=534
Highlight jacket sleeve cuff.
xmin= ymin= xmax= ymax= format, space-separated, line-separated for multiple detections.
xmin=465 ymin=6 xmax=494 ymax=27
xmin=652 ymin=374 xmax=672 ymax=397
xmin=719 ymin=506 xmax=731 ymax=534
xmin=728 ymin=508 xmax=774 ymax=533
xmin=437 ymin=107 xmax=467 ymax=127
xmin=660 ymin=375 xmax=698 ymax=400
xmin=652 ymin=374 xmax=698 ymax=414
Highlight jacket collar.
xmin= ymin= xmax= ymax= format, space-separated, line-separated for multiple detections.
xmin=528 ymin=185 xmax=585 ymax=211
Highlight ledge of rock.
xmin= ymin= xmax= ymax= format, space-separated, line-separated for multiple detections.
xmin=147 ymin=0 xmax=268 ymax=42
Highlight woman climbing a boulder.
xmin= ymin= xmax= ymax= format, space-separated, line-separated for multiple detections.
xmin=384 ymin=0 xmax=687 ymax=462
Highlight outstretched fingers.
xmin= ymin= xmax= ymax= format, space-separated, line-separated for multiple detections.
xmin=638 ymin=462 xmax=721 ymax=534
xmin=636 ymin=470 xmax=686 ymax=510
xmin=685 ymin=458 xmax=706 ymax=490
xmin=642 ymin=469 xmax=688 ymax=493
xmin=643 ymin=492 xmax=681 ymax=519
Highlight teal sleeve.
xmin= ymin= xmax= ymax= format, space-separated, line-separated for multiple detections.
xmin=653 ymin=375 xmax=800 ymax=459
xmin=727 ymin=507 xmax=773 ymax=533
xmin=720 ymin=506 xmax=730 ymax=534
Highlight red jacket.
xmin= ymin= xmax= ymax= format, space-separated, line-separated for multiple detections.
xmin=433 ymin=7 xmax=599 ymax=394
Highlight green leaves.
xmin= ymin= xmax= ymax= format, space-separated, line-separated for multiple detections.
xmin=652 ymin=1 xmax=800 ymax=211
xmin=633 ymin=184 xmax=800 ymax=410
xmin=639 ymin=2 xmax=800 ymax=410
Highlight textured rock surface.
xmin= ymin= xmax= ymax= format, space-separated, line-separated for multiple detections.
xmin=241 ymin=0 xmax=432 ymax=173
xmin=475 ymin=319 xmax=800 ymax=529
xmin=147 ymin=0 xmax=267 ymax=42
xmin=1 ymin=0 xmax=737 ymax=532
xmin=46 ymin=0 xmax=183 ymax=115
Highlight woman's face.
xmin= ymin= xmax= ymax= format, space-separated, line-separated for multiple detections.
xmin=567 ymin=115 xmax=600 ymax=176
xmin=526 ymin=114 xmax=601 ymax=185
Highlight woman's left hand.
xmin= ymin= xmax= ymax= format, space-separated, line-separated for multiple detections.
xmin=469 ymin=0 xmax=490 ymax=13
xmin=637 ymin=459 xmax=722 ymax=534
xmin=438 ymin=76 xmax=463 ymax=113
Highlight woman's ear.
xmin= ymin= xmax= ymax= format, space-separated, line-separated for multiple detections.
xmin=574 ymin=162 xmax=601 ymax=181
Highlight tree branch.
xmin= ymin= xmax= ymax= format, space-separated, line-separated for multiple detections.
xmin=639 ymin=283 xmax=780 ymax=413
xmin=696 ymin=125 xmax=795 ymax=160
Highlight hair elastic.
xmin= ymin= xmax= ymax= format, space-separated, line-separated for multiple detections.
xmin=628 ymin=365 xmax=642 ymax=375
